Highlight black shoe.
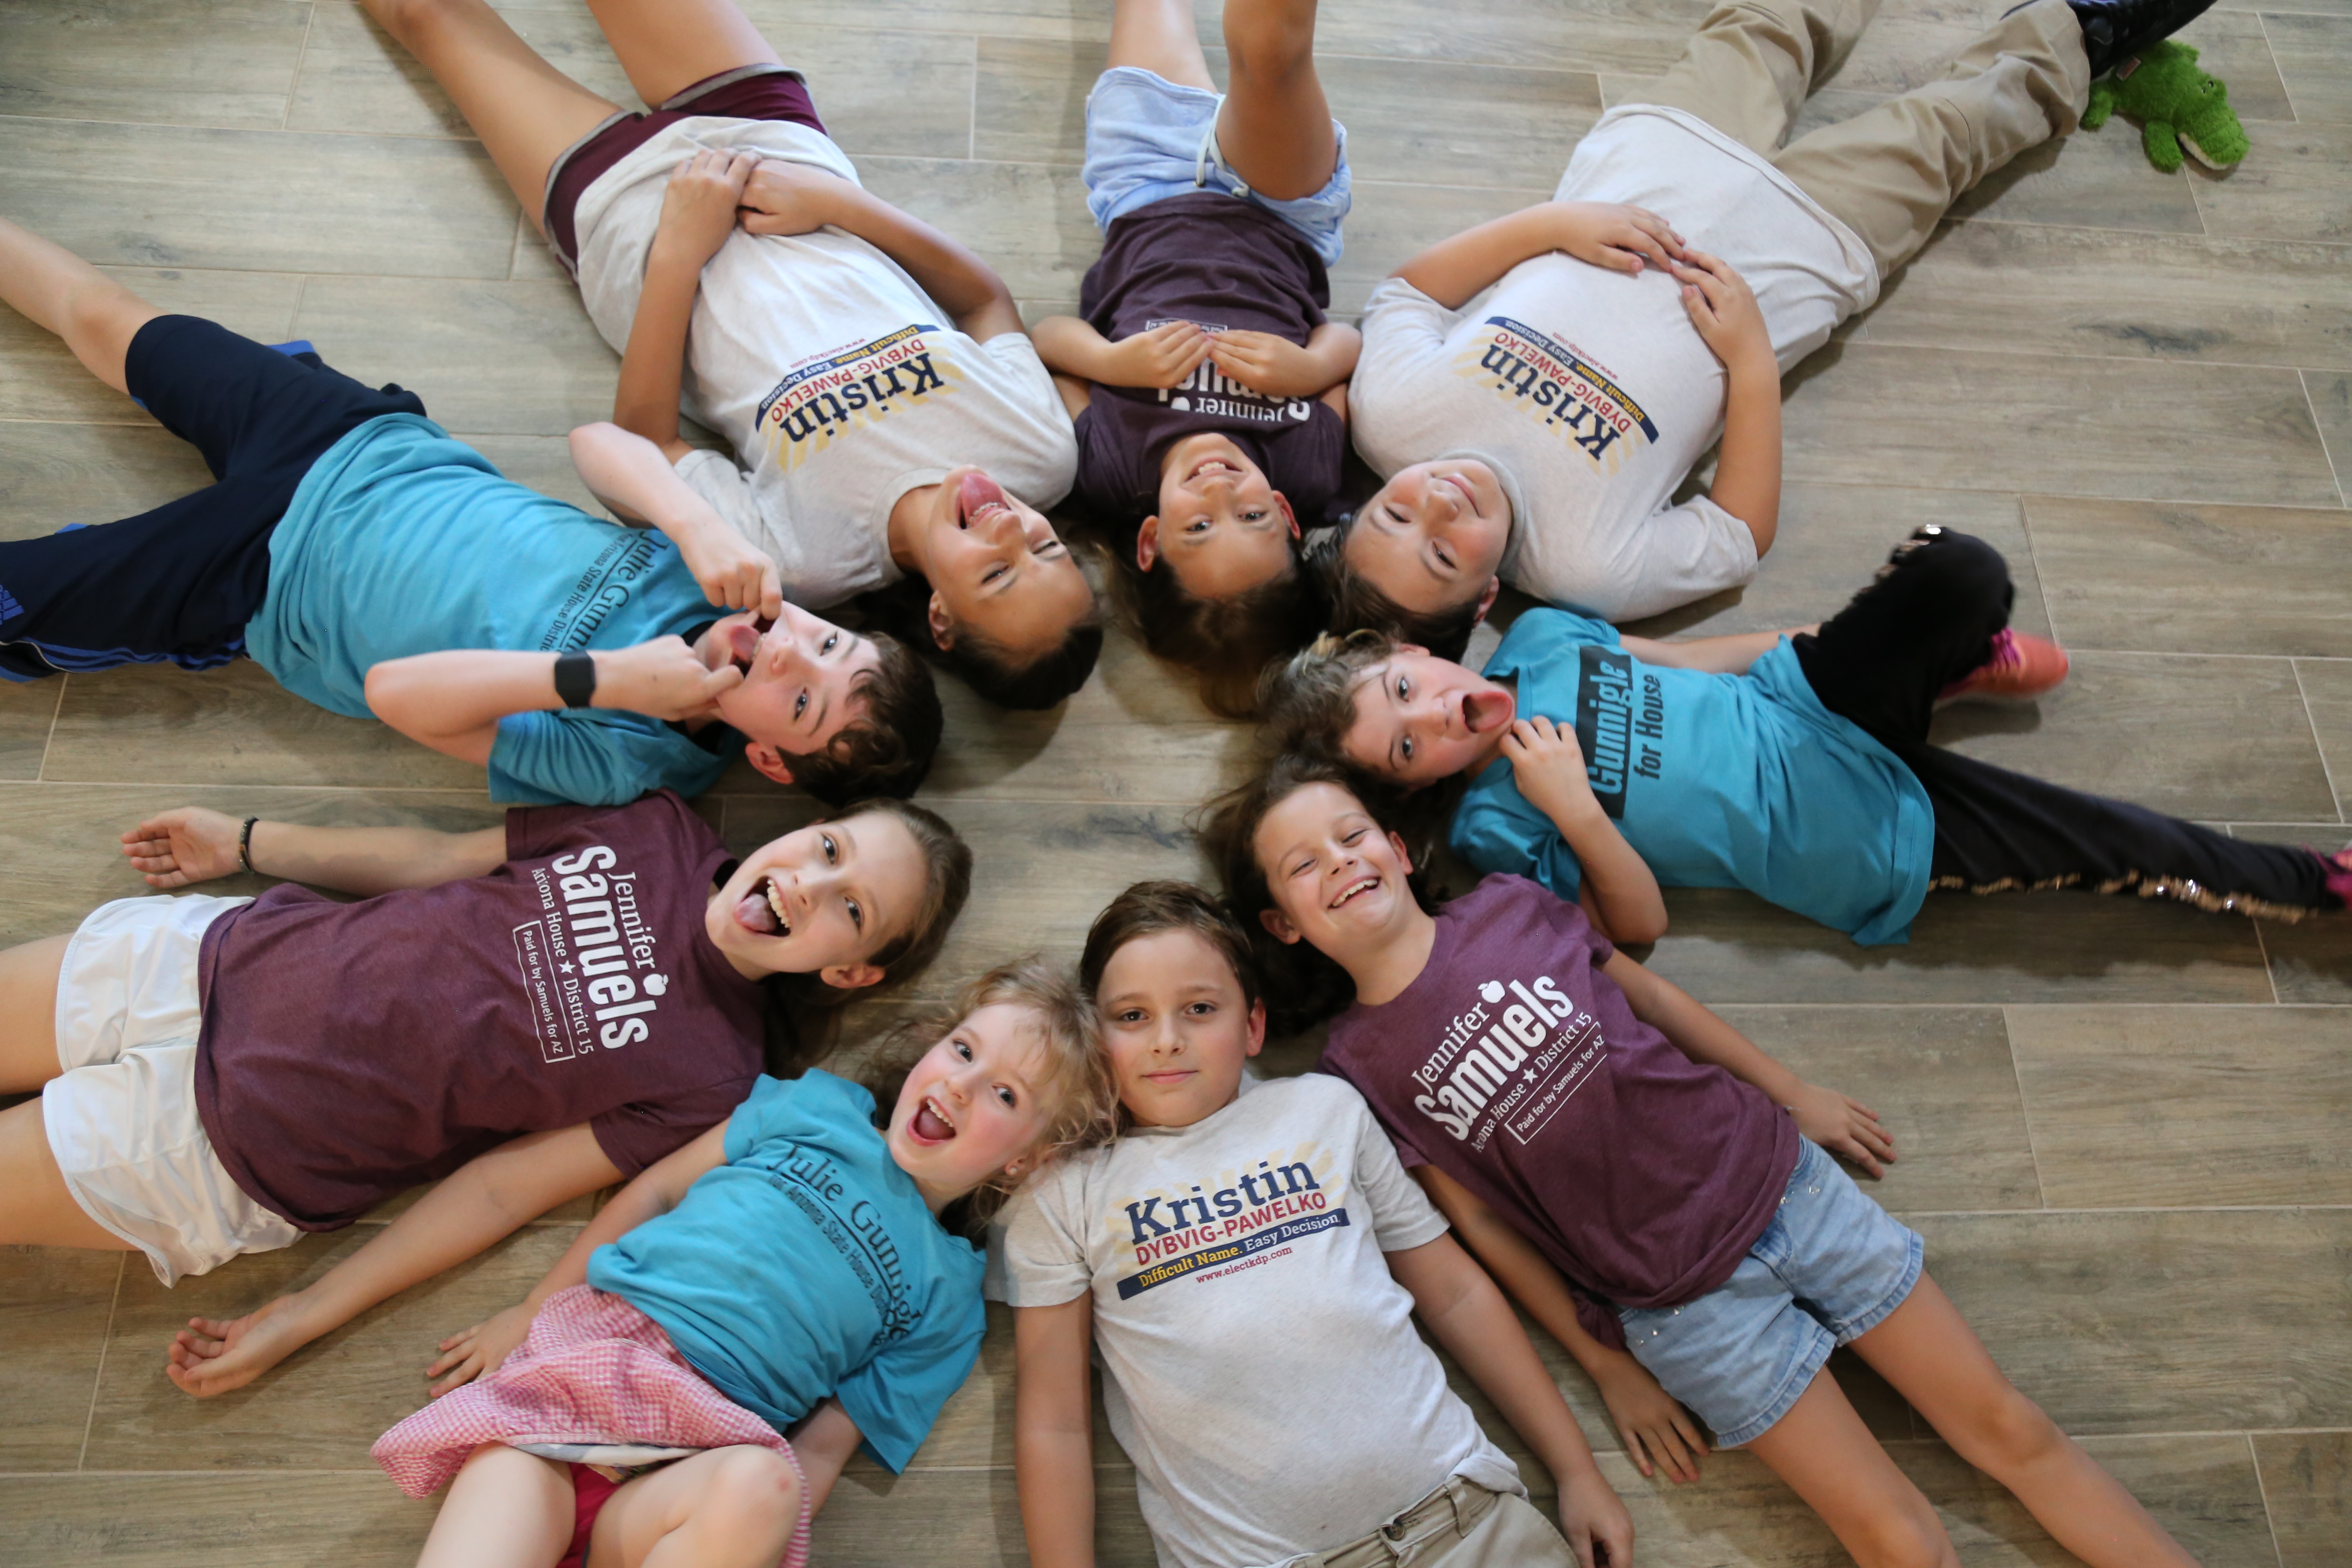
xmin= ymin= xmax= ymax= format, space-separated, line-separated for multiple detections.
xmin=2059 ymin=0 xmax=2220 ymax=77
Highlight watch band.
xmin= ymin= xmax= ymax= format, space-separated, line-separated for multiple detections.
xmin=553 ymin=651 xmax=597 ymax=709
xmin=238 ymin=816 xmax=260 ymax=875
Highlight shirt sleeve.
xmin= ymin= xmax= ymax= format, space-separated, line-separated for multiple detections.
xmin=1581 ymin=493 xmax=1761 ymax=622
xmin=589 ymin=1072 xmax=756 ymax=1177
xmin=1451 ymin=782 xmax=1585 ymax=899
xmin=832 ymin=1289 xmax=986 ymax=1473
xmin=1349 ymin=277 xmax=1463 ymax=473
xmin=989 ymin=1169 xmax=1093 ymax=1308
xmin=1340 ymin=1087 xmax=1450 ymax=1253
xmin=487 ymin=709 xmax=719 ymax=807
xmin=673 ymin=446 xmax=768 ymax=540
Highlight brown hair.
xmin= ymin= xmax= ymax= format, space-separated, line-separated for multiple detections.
xmin=1121 ymin=551 xmax=1325 ymax=720
xmin=856 ymin=957 xmax=1117 ymax=1234
xmin=770 ymin=632 xmax=943 ymax=802
xmin=1079 ymin=880 xmax=1263 ymax=1012
xmin=858 ymin=559 xmax=1109 ymax=711
xmin=780 ymin=797 xmax=974 ymax=1039
xmin=1313 ymin=518 xmax=1484 ymax=661
xmin=1257 ymin=628 xmax=1399 ymax=765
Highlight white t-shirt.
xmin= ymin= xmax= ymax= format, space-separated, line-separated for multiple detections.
xmin=572 ymin=118 xmax=1078 ymax=610
xmin=991 ymin=1074 xmax=1521 ymax=1568
xmin=1351 ymin=104 xmax=1878 ymax=622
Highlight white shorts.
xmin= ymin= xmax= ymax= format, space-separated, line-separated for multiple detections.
xmin=43 ymin=894 xmax=301 ymax=1286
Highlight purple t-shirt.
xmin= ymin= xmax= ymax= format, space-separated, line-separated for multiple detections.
xmin=1320 ymin=874 xmax=1797 ymax=1348
xmin=193 ymin=790 xmax=765 ymax=1229
xmin=1072 ymin=192 xmax=1347 ymax=531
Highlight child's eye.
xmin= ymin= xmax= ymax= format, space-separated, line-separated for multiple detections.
xmin=821 ymin=632 xmax=840 ymax=655
xmin=995 ymin=1085 xmax=1018 ymax=1108
xmin=821 ymin=833 xmax=838 ymax=863
xmin=795 ymin=690 xmax=810 ymax=719
xmin=845 ymin=896 xmax=863 ymax=932
xmin=1185 ymin=518 xmax=1210 ymax=533
xmin=1394 ymin=674 xmax=1409 ymax=700
xmin=1186 ymin=1001 xmax=1216 ymax=1017
xmin=1400 ymin=736 xmax=1415 ymax=763
xmin=983 ymin=565 xmax=1008 ymax=585
xmin=1117 ymin=1007 xmax=1147 ymax=1024
xmin=953 ymin=1038 xmax=974 ymax=1061
xmin=1343 ymin=827 xmax=1367 ymax=845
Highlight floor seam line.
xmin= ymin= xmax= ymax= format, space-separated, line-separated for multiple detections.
xmin=281 ymin=0 xmax=319 ymax=134
xmin=2255 ymin=11 xmax=2303 ymax=126
xmin=2299 ymin=368 xmax=2349 ymax=508
xmin=2245 ymin=1428 xmax=2291 ymax=1568
xmin=1998 ymin=1004 xmax=2054 ymax=1210
xmin=2291 ymin=659 xmax=2346 ymax=824
xmin=75 ymin=1255 xmax=125 ymax=1471
xmin=35 ymin=677 xmax=65 ymax=783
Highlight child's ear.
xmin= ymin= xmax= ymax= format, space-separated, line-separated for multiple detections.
xmin=819 ymin=960 xmax=886 ymax=991
xmin=1277 ymin=493 xmax=1299 ymax=539
xmin=1388 ymin=830 xmax=1415 ymax=874
xmin=1473 ymin=577 xmax=1501 ymax=625
xmin=1245 ymin=995 xmax=1267 ymax=1057
xmin=926 ymin=589 xmax=955 ymax=652
xmin=1259 ymin=906 xmax=1302 ymax=945
xmin=744 ymin=741 xmax=796 ymax=786
xmin=1135 ymin=515 xmax=1161 ymax=571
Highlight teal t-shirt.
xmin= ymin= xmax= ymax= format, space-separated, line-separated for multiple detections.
xmin=1451 ymin=609 xmax=1936 ymax=945
xmin=585 ymin=1070 xmax=986 ymax=1473
xmin=245 ymin=413 xmax=735 ymax=806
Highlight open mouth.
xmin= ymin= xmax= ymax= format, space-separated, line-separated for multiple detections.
xmin=733 ymin=875 xmax=793 ymax=937
xmin=910 ymin=1094 xmax=956 ymax=1143
xmin=956 ymin=471 xmax=1009 ymax=528
xmin=1437 ymin=473 xmax=1479 ymax=511
xmin=1187 ymin=456 xmax=1244 ymax=484
xmin=1461 ymin=687 xmax=1513 ymax=735
xmin=1330 ymin=874 xmax=1381 ymax=910
xmin=720 ymin=614 xmax=775 ymax=677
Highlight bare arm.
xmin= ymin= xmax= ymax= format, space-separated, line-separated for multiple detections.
xmin=1032 ymin=315 xmax=1212 ymax=393
xmin=1014 ymin=1295 xmax=1099 ymax=1568
xmin=422 ymin=1116 xmax=735 ymax=1394
xmin=1396 ymin=201 xmax=1686 ymax=311
xmin=1672 ymin=251 xmax=1781 ymax=560
xmin=612 ymin=150 xmax=760 ymax=460
xmin=1205 ymin=318 xmax=1360 ymax=401
xmin=568 ymin=421 xmax=784 ymax=619
xmin=364 ymin=640 xmax=744 ymax=767
xmin=1617 ymin=626 xmax=1812 ymax=677
xmin=1603 ymin=950 xmax=1895 ymax=1175
xmin=787 ymin=1399 xmax=865 ymax=1516
xmin=164 ymin=1122 xmax=626 ymax=1398
xmin=1387 ymin=1234 xmax=1634 ymax=1567
xmin=740 ymin=162 xmax=1023 ymax=341
xmin=1411 ymin=1164 xmax=1706 ymax=1483
xmin=1498 ymin=718 xmax=1668 ymax=945
xmin=119 ymin=805 xmax=508 ymax=897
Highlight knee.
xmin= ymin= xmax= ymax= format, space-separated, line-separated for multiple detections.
xmin=364 ymin=0 xmax=466 ymax=49
xmin=706 ymin=1446 xmax=802 ymax=1528
xmin=1222 ymin=1 xmax=1318 ymax=80
xmin=1948 ymin=1385 xmax=2067 ymax=1477
xmin=1889 ymin=525 xmax=2013 ymax=621
xmin=1845 ymin=1501 xmax=1960 ymax=1568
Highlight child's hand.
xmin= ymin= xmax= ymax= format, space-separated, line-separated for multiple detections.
xmin=653 ymin=147 xmax=760 ymax=270
xmin=165 ymin=1295 xmax=311 ymax=1397
xmin=1551 ymin=199 xmax=1684 ymax=276
xmin=1206 ymin=329 xmax=1324 ymax=398
xmin=1672 ymin=249 xmax=1771 ymax=374
xmin=1594 ymin=1353 xmax=1707 ymax=1483
xmin=1559 ymin=1465 xmax=1636 ymax=1568
xmin=738 ymin=158 xmax=854 ymax=237
xmin=119 ymin=806 xmax=244 ymax=888
xmin=1786 ymin=1081 xmax=1896 ymax=1177
xmin=1103 ymin=320 xmax=1213 ymax=389
xmin=593 ymin=637 xmax=744 ymax=720
xmin=676 ymin=522 xmax=784 ymax=620
xmin=425 ymin=1301 xmax=537 ymax=1397
xmin=1502 ymin=717 xmax=1599 ymax=827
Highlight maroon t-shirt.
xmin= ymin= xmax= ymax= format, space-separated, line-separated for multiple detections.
xmin=1073 ymin=191 xmax=1348 ymax=531
xmin=193 ymin=790 xmax=765 ymax=1229
xmin=1320 ymin=874 xmax=1798 ymax=1349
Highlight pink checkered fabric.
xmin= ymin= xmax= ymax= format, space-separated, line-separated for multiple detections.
xmin=372 ymin=1285 xmax=810 ymax=1568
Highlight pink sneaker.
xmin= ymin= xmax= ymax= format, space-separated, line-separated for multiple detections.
xmin=2322 ymin=847 xmax=2352 ymax=912
xmin=1937 ymin=628 xmax=2070 ymax=707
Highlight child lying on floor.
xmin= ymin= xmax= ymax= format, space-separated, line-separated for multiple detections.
xmin=374 ymin=962 xmax=1115 ymax=1568
xmin=1001 ymin=881 xmax=1633 ymax=1568
xmin=0 ymin=219 xmax=940 ymax=805
xmin=1213 ymin=760 xmax=2201 ymax=1567
xmin=0 ymin=789 xmax=968 ymax=1399
xmin=367 ymin=0 xmax=1105 ymax=709
xmin=1030 ymin=0 xmax=1359 ymax=707
xmin=1268 ymin=527 xmax=2352 ymax=942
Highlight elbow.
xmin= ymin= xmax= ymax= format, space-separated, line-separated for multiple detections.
xmin=1618 ymin=905 xmax=1669 ymax=946
xmin=568 ymin=422 xmax=621 ymax=469
xmin=362 ymin=662 xmax=411 ymax=729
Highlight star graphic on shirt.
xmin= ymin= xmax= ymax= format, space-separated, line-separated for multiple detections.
xmin=559 ymin=962 xmax=575 ymax=975
xmin=1525 ymin=1068 xmax=1539 ymax=1081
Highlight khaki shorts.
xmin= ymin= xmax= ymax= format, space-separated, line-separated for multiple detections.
xmin=1307 ymin=1476 xmax=1575 ymax=1568
xmin=43 ymin=894 xmax=301 ymax=1285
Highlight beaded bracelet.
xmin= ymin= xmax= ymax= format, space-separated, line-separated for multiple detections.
xmin=239 ymin=816 xmax=260 ymax=875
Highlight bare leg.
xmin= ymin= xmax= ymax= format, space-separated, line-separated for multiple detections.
xmin=0 ymin=935 xmax=70 ymax=1093
xmin=416 ymin=1443 xmax=576 ymax=1568
xmin=1108 ymin=0 xmax=1217 ymax=90
xmin=1852 ymin=1275 xmax=2199 ymax=1568
xmin=588 ymin=1446 xmax=803 ymax=1568
xmin=0 ymin=218 xmax=161 ymax=395
xmin=0 ymin=1099 xmax=137 ymax=1251
xmin=579 ymin=0 xmax=784 ymax=110
xmin=1214 ymin=0 xmax=1338 ymax=200
xmin=359 ymin=0 xmax=622 ymax=229
xmin=1743 ymin=1371 xmax=1961 ymax=1568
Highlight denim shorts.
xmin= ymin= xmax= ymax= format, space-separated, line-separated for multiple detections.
xmin=1081 ymin=65 xmax=1351 ymax=266
xmin=1619 ymin=1138 xmax=1923 ymax=1448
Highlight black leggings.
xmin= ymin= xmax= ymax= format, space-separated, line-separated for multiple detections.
xmin=1793 ymin=527 xmax=2334 ymax=919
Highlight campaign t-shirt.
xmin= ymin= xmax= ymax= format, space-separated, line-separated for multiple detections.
xmin=1071 ymin=192 xmax=1348 ymax=530
xmin=990 ymin=1074 xmax=1519 ymax=1568
xmin=1350 ymin=105 xmax=1878 ymax=620
xmin=590 ymin=1071 xmax=983 ymax=1473
xmin=570 ymin=118 xmax=1077 ymax=607
xmin=193 ymin=790 xmax=764 ymax=1229
xmin=1320 ymin=875 xmax=1798 ymax=1351
xmin=248 ymin=413 xmax=735 ymax=807
xmin=1453 ymin=608 xmax=1936 ymax=945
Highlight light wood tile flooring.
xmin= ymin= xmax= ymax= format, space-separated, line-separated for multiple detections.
xmin=2 ymin=0 xmax=2348 ymax=1562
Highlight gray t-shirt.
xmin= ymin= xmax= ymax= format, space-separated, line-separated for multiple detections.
xmin=991 ymin=1074 xmax=1521 ymax=1568
xmin=1351 ymin=104 xmax=1877 ymax=622
xmin=571 ymin=117 xmax=1078 ymax=610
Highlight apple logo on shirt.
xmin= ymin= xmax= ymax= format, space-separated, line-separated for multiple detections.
xmin=644 ymin=974 xmax=670 ymax=996
xmin=1479 ymin=980 xmax=1507 ymax=1003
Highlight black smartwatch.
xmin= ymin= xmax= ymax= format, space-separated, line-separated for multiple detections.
xmin=553 ymin=651 xmax=597 ymax=709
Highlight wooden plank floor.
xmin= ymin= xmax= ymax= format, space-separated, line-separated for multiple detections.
xmin=3 ymin=0 xmax=2348 ymax=1562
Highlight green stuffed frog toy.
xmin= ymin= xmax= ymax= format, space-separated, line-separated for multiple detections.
xmin=2083 ymin=39 xmax=2248 ymax=172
